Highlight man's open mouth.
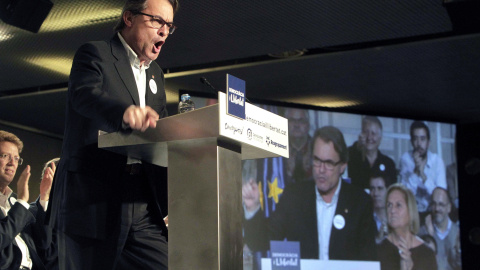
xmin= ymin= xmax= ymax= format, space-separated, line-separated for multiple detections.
xmin=155 ymin=41 xmax=164 ymax=49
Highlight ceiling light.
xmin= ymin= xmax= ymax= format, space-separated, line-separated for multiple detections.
xmin=164 ymin=86 xmax=179 ymax=104
xmin=268 ymin=49 xmax=307 ymax=59
xmin=41 ymin=8 xmax=121 ymax=32
xmin=23 ymin=56 xmax=73 ymax=76
xmin=0 ymin=30 xmax=13 ymax=42
xmin=287 ymin=96 xmax=362 ymax=108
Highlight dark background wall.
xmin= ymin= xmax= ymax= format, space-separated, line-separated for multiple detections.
xmin=457 ymin=122 xmax=480 ymax=268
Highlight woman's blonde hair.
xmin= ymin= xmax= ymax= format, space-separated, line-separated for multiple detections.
xmin=386 ymin=183 xmax=420 ymax=234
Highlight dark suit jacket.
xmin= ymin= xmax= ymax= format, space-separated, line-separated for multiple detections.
xmin=244 ymin=179 xmax=377 ymax=261
xmin=348 ymin=141 xmax=398 ymax=190
xmin=1 ymin=194 xmax=55 ymax=270
xmin=47 ymin=34 xmax=168 ymax=240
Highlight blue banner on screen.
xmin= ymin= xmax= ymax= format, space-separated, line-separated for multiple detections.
xmin=226 ymin=74 xmax=246 ymax=119
xmin=270 ymin=241 xmax=300 ymax=270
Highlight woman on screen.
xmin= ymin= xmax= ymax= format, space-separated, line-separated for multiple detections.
xmin=378 ymin=183 xmax=437 ymax=270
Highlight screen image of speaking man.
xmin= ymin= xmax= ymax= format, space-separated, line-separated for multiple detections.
xmin=1 ymin=130 xmax=56 ymax=270
xmin=243 ymin=126 xmax=377 ymax=261
xmin=46 ymin=0 xmax=179 ymax=269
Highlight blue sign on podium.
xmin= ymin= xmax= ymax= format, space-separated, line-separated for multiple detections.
xmin=226 ymin=74 xmax=246 ymax=120
xmin=270 ymin=240 xmax=301 ymax=270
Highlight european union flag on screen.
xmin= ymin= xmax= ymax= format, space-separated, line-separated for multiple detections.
xmin=262 ymin=157 xmax=285 ymax=218
xmin=257 ymin=105 xmax=285 ymax=218
xmin=226 ymin=74 xmax=246 ymax=119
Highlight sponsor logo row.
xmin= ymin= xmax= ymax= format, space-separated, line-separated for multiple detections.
xmin=265 ymin=136 xmax=287 ymax=149
xmin=224 ymin=123 xmax=287 ymax=150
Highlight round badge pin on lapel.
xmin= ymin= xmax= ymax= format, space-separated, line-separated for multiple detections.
xmin=333 ymin=214 xmax=346 ymax=230
xmin=379 ymin=164 xmax=386 ymax=171
xmin=149 ymin=79 xmax=157 ymax=94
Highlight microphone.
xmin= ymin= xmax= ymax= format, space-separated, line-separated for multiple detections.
xmin=200 ymin=76 xmax=219 ymax=96
xmin=199 ymin=76 xmax=251 ymax=103
xmin=200 ymin=76 xmax=213 ymax=89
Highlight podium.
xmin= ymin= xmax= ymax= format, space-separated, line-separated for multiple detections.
xmin=98 ymin=92 xmax=289 ymax=269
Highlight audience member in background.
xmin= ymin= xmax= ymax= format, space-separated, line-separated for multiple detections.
xmin=243 ymin=126 xmax=377 ymax=261
xmin=283 ymin=108 xmax=312 ymax=185
xmin=399 ymin=121 xmax=447 ymax=216
xmin=378 ymin=183 xmax=437 ymax=270
xmin=348 ymin=116 xmax=397 ymax=191
xmin=39 ymin=157 xmax=60 ymax=270
xmin=369 ymin=171 xmax=395 ymax=243
xmin=0 ymin=130 xmax=56 ymax=270
xmin=420 ymin=187 xmax=461 ymax=270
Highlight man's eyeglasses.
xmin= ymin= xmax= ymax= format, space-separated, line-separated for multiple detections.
xmin=0 ymin=153 xmax=23 ymax=165
xmin=312 ymin=157 xmax=342 ymax=170
xmin=133 ymin=11 xmax=177 ymax=34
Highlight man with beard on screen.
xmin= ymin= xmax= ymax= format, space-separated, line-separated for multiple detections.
xmin=399 ymin=121 xmax=447 ymax=217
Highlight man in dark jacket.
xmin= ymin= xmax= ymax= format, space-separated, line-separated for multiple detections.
xmin=47 ymin=0 xmax=179 ymax=269
xmin=0 ymin=130 xmax=55 ymax=270
xmin=243 ymin=126 xmax=377 ymax=261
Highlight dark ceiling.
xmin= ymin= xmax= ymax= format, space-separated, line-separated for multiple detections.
xmin=1 ymin=0 xmax=480 ymax=139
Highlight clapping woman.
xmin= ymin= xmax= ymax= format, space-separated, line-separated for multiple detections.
xmin=378 ymin=184 xmax=437 ymax=270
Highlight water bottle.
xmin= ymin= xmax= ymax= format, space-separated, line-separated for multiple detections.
xmin=178 ymin=93 xmax=195 ymax=114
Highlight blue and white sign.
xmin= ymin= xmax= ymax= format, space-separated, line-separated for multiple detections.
xmin=218 ymin=91 xmax=289 ymax=158
xmin=270 ymin=241 xmax=301 ymax=270
xmin=226 ymin=74 xmax=246 ymax=119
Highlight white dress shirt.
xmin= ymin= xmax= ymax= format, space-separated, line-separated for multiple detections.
xmin=316 ymin=179 xmax=341 ymax=260
xmin=118 ymin=32 xmax=152 ymax=165
xmin=399 ymin=150 xmax=447 ymax=212
xmin=435 ymin=218 xmax=452 ymax=240
xmin=118 ymin=32 xmax=150 ymax=108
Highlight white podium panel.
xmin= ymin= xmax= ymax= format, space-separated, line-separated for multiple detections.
xmin=261 ymin=258 xmax=380 ymax=270
xmin=218 ymin=92 xmax=289 ymax=159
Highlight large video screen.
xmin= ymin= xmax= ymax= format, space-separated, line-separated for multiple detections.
xmin=186 ymin=93 xmax=459 ymax=270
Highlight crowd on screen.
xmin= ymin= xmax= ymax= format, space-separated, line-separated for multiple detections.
xmin=242 ymin=108 xmax=461 ymax=270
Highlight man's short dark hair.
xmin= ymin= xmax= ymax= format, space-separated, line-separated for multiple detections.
xmin=312 ymin=126 xmax=348 ymax=163
xmin=114 ymin=0 xmax=180 ymax=32
xmin=362 ymin=116 xmax=382 ymax=131
xmin=369 ymin=170 xmax=395 ymax=189
xmin=410 ymin=121 xmax=430 ymax=141
xmin=431 ymin=187 xmax=453 ymax=207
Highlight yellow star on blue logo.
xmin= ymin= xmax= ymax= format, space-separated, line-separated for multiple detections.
xmin=258 ymin=181 xmax=265 ymax=210
xmin=268 ymin=177 xmax=284 ymax=204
